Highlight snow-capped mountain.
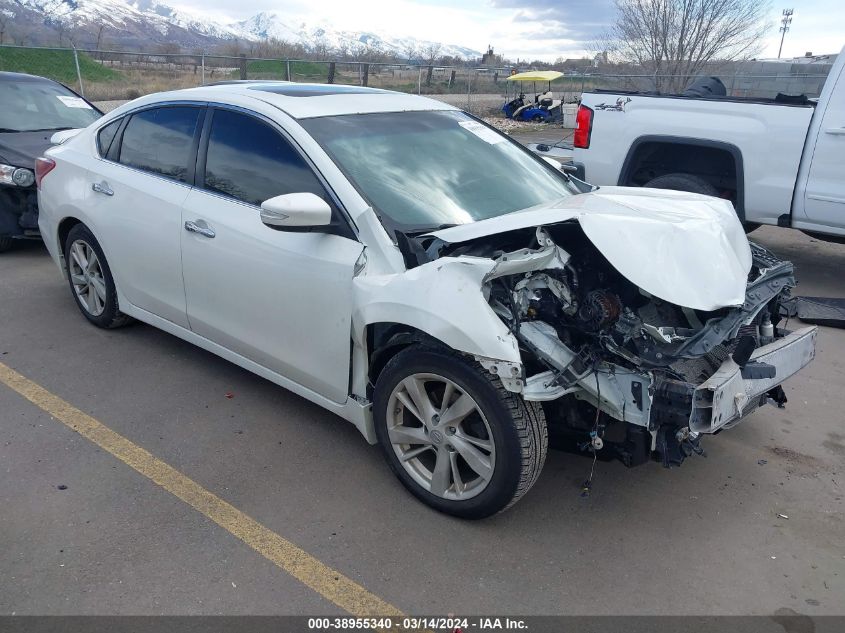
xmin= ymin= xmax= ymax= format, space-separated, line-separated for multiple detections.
xmin=4 ymin=0 xmax=221 ymax=46
xmin=127 ymin=0 xmax=243 ymax=40
xmin=1 ymin=0 xmax=482 ymax=59
xmin=233 ymin=12 xmax=482 ymax=60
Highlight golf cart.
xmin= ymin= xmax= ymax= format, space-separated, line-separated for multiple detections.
xmin=502 ymin=70 xmax=564 ymax=122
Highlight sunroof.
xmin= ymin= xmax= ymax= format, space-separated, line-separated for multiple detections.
xmin=248 ymin=84 xmax=389 ymax=97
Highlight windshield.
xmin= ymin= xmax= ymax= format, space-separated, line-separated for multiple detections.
xmin=302 ymin=110 xmax=574 ymax=232
xmin=0 ymin=81 xmax=101 ymax=133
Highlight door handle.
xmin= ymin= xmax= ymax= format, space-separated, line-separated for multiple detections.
xmin=184 ymin=220 xmax=215 ymax=238
xmin=91 ymin=182 xmax=113 ymax=196
xmin=825 ymin=127 xmax=845 ymax=135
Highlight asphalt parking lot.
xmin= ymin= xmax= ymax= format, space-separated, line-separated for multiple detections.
xmin=1 ymin=221 xmax=843 ymax=617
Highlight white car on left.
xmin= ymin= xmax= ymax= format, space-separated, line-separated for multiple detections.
xmin=36 ymin=83 xmax=816 ymax=518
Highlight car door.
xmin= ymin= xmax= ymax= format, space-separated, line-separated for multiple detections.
xmin=180 ymin=107 xmax=364 ymax=404
xmin=87 ymin=105 xmax=204 ymax=327
xmin=803 ymin=71 xmax=845 ymax=230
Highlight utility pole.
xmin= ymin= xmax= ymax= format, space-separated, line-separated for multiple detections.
xmin=778 ymin=8 xmax=794 ymax=59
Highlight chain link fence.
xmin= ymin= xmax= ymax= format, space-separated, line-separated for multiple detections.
xmin=0 ymin=44 xmax=833 ymax=118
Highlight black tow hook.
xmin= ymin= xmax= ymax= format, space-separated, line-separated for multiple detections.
xmin=767 ymin=385 xmax=788 ymax=408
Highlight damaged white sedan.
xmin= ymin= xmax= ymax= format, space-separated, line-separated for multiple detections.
xmin=37 ymin=84 xmax=817 ymax=518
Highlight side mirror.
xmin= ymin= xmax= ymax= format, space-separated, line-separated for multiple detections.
xmin=260 ymin=192 xmax=332 ymax=228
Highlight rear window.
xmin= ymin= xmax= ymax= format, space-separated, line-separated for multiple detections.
xmin=118 ymin=107 xmax=201 ymax=183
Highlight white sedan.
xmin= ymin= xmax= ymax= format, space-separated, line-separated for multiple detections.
xmin=37 ymin=83 xmax=816 ymax=518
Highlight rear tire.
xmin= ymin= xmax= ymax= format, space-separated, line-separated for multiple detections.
xmin=373 ymin=345 xmax=547 ymax=519
xmin=0 ymin=236 xmax=12 ymax=253
xmin=644 ymin=173 xmax=758 ymax=233
xmin=64 ymin=224 xmax=133 ymax=329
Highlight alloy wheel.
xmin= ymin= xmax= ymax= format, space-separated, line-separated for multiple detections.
xmin=387 ymin=373 xmax=496 ymax=500
xmin=68 ymin=239 xmax=107 ymax=317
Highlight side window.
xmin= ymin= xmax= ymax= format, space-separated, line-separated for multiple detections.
xmin=203 ymin=109 xmax=331 ymax=207
xmin=118 ymin=107 xmax=201 ymax=183
xmin=97 ymin=118 xmax=121 ymax=157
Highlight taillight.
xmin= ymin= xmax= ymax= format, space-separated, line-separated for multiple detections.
xmin=573 ymin=105 xmax=594 ymax=149
xmin=35 ymin=157 xmax=56 ymax=189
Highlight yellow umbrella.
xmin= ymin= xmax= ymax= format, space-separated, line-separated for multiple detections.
xmin=505 ymin=70 xmax=564 ymax=82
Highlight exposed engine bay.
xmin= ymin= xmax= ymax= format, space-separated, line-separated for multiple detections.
xmin=403 ymin=220 xmax=816 ymax=469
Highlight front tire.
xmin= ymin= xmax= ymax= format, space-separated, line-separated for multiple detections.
xmin=64 ymin=224 xmax=132 ymax=329
xmin=374 ymin=345 xmax=547 ymax=519
xmin=0 ymin=236 xmax=12 ymax=253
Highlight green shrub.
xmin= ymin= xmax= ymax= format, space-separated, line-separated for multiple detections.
xmin=0 ymin=46 xmax=122 ymax=85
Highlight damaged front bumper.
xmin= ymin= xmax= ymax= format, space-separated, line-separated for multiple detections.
xmin=689 ymin=326 xmax=817 ymax=433
xmin=520 ymin=323 xmax=817 ymax=435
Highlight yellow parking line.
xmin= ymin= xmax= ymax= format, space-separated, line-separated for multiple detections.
xmin=0 ymin=361 xmax=403 ymax=618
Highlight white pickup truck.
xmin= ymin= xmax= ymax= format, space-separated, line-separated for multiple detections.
xmin=571 ymin=45 xmax=845 ymax=240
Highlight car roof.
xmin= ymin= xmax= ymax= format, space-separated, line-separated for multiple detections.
xmin=0 ymin=71 xmax=63 ymax=84
xmin=127 ymin=82 xmax=458 ymax=120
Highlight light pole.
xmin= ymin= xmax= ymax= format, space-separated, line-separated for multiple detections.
xmin=778 ymin=8 xmax=794 ymax=59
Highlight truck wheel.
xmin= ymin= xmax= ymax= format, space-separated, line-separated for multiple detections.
xmin=644 ymin=173 xmax=719 ymax=196
xmin=644 ymin=173 xmax=759 ymax=233
xmin=373 ymin=345 xmax=547 ymax=519
xmin=64 ymin=223 xmax=133 ymax=329
xmin=0 ymin=236 xmax=12 ymax=252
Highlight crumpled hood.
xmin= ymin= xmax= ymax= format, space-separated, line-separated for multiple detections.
xmin=428 ymin=187 xmax=752 ymax=312
xmin=0 ymin=131 xmax=56 ymax=169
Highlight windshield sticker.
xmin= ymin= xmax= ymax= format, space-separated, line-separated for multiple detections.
xmin=459 ymin=120 xmax=506 ymax=144
xmin=56 ymin=95 xmax=93 ymax=109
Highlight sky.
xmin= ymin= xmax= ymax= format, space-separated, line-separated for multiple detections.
xmin=175 ymin=0 xmax=845 ymax=62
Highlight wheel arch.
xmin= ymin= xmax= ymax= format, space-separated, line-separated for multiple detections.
xmin=365 ymin=322 xmax=465 ymax=397
xmin=352 ymin=258 xmax=523 ymax=397
xmin=57 ymin=216 xmax=84 ymax=258
xmin=618 ymin=135 xmax=747 ymax=221
xmin=56 ymin=217 xmax=129 ymax=307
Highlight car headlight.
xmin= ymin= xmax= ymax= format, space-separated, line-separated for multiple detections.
xmin=0 ymin=164 xmax=36 ymax=188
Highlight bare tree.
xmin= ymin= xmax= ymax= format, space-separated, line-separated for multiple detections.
xmin=605 ymin=0 xmax=771 ymax=92
xmin=421 ymin=42 xmax=442 ymax=64
xmin=220 ymin=40 xmax=245 ymax=57
xmin=336 ymin=41 xmax=351 ymax=60
xmin=95 ymin=24 xmax=108 ymax=53
xmin=54 ymin=17 xmax=67 ymax=46
xmin=404 ymin=44 xmax=418 ymax=63
xmin=252 ymin=37 xmax=305 ymax=60
xmin=0 ymin=13 xmax=8 ymax=45
xmin=310 ymin=37 xmax=331 ymax=60
xmin=14 ymin=28 xmax=33 ymax=46
xmin=421 ymin=42 xmax=441 ymax=86
xmin=351 ymin=41 xmax=387 ymax=63
xmin=156 ymin=41 xmax=181 ymax=55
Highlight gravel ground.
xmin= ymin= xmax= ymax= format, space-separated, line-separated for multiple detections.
xmin=2 ymin=226 xmax=842 ymax=618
